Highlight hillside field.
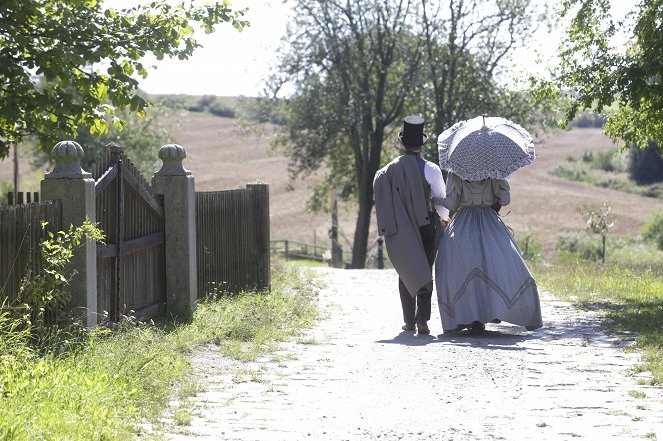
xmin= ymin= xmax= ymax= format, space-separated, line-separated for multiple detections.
xmin=3 ymin=111 xmax=663 ymax=261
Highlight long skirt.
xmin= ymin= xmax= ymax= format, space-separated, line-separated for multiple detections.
xmin=435 ymin=206 xmax=543 ymax=333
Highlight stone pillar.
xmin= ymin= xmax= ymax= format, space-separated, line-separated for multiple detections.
xmin=151 ymin=144 xmax=197 ymax=318
xmin=40 ymin=141 xmax=97 ymax=327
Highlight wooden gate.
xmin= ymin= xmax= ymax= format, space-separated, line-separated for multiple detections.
xmin=92 ymin=144 xmax=165 ymax=321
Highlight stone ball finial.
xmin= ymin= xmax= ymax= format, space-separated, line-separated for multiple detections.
xmin=45 ymin=140 xmax=91 ymax=178
xmin=155 ymin=143 xmax=190 ymax=176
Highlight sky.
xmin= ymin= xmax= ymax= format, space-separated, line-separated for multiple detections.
xmin=105 ymin=0 xmax=637 ymax=97
xmin=107 ymin=0 xmax=290 ymax=97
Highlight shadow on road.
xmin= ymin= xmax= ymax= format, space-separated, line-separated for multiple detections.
xmin=376 ymin=329 xmax=536 ymax=349
xmin=374 ymin=317 xmax=602 ymax=350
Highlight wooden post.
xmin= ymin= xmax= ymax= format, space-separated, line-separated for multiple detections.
xmin=248 ymin=182 xmax=270 ymax=291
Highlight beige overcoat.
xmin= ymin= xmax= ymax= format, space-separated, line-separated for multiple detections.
xmin=373 ymin=155 xmax=432 ymax=297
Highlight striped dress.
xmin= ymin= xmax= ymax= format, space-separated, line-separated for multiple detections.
xmin=434 ymin=174 xmax=543 ymax=333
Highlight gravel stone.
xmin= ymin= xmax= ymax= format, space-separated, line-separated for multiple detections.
xmin=163 ymin=268 xmax=663 ymax=440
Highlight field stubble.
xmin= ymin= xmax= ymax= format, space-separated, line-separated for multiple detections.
xmin=171 ymin=114 xmax=663 ymax=259
xmin=3 ymin=113 xmax=662 ymax=259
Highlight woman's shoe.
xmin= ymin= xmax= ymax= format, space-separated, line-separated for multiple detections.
xmin=469 ymin=321 xmax=485 ymax=336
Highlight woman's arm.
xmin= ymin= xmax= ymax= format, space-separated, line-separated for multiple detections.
xmin=493 ymin=179 xmax=511 ymax=206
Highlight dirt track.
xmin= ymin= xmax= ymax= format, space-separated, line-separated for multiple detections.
xmin=164 ymin=267 xmax=663 ymax=441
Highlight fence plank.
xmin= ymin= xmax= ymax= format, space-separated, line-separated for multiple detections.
xmin=0 ymin=200 xmax=62 ymax=305
xmin=196 ymin=184 xmax=270 ymax=298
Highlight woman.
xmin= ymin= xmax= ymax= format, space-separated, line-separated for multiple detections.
xmin=433 ymin=173 xmax=543 ymax=335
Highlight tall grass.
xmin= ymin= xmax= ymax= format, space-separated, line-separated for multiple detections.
xmin=0 ymin=258 xmax=319 ymax=440
xmin=532 ymin=242 xmax=663 ymax=385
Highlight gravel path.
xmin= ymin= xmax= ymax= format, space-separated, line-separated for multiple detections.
xmin=164 ymin=268 xmax=663 ymax=440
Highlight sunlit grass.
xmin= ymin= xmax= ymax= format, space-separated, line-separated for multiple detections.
xmin=0 ymin=258 xmax=319 ymax=440
xmin=531 ymin=243 xmax=663 ymax=385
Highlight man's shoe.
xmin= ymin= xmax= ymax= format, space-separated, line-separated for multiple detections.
xmin=417 ymin=322 xmax=430 ymax=335
xmin=402 ymin=324 xmax=416 ymax=331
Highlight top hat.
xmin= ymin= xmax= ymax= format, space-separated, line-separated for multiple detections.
xmin=398 ymin=115 xmax=428 ymax=149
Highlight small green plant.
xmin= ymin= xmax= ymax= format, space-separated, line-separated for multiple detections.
xmin=173 ymin=408 xmax=193 ymax=426
xmin=580 ymin=201 xmax=614 ymax=263
xmin=628 ymin=390 xmax=647 ymax=399
xmin=13 ymin=220 xmax=105 ymax=350
xmin=517 ymin=231 xmax=542 ymax=261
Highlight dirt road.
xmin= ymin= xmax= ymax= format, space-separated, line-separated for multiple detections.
xmin=164 ymin=268 xmax=663 ymax=440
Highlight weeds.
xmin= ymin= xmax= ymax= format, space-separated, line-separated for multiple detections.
xmin=532 ymin=248 xmax=663 ymax=385
xmin=0 ymin=257 xmax=319 ymax=440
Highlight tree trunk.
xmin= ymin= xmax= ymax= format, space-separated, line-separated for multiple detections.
xmin=351 ymin=182 xmax=374 ymax=269
xmin=351 ymin=129 xmax=383 ymax=269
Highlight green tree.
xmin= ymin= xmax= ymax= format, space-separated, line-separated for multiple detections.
xmin=534 ymin=0 xmax=663 ymax=149
xmin=268 ymin=0 xmax=543 ymax=268
xmin=419 ymin=0 xmax=538 ymax=137
xmin=0 ymin=0 xmax=247 ymax=158
xmin=269 ymin=0 xmax=423 ymax=268
xmin=628 ymin=141 xmax=663 ymax=185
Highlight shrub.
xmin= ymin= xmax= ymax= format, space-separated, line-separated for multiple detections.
xmin=557 ymin=234 xmax=603 ymax=261
xmin=517 ymin=232 xmax=542 ymax=261
xmin=15 ymin=220 xmax=104 ymax=351
xmin=642 ymin=210 xmax=663 ymax=251
xmin=629 ymin=142 xmax=663 ymax=185
xmin=580 ymin=201 xmax=615 ymax=263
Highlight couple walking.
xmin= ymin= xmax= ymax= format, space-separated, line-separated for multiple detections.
xmin=373 ymin=115 xmax=543 ymax=335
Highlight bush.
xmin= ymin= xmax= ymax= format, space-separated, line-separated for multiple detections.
xmin=517 ymin=232 xmax=542 ymax=261
xmin=642 ymin=210 xmax=663 ymax=251
xmin=629 ymin=142 xmax=663 ymax=185
xmin=557 ymin=234 xmax=603 ymax=261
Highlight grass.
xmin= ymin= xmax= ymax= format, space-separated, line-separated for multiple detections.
xmin=0 ymin=258 xmax=319 ymax=440
xmin=551 ymin=153 xmax=663 ymax=199
xmin=531 ymin=239 xmax=663 ymax=385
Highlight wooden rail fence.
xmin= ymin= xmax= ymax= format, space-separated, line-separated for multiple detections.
xmin=270 ymin=240 xmax=327 ymax=262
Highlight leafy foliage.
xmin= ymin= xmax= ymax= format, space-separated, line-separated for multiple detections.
xmin=533 ymin=0 xmax=663 ymax=148
xmin=268 ymin=0 xmax=539 ymax=267
xmin=15 ymin=220 xmax=104 ymax=349
xmin=269 ymin=0 xmax=425 ymax=268
xmin=0 ymin=0 xmax=247 ymax=157
xmin=418 ymin=0 xmax=542 ymax=138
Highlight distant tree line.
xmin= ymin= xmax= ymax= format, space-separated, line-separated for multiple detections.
xmin=152 ymin=94 xmax=237 ymax=118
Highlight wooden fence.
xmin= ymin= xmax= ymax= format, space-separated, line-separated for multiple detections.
xmin=7 ymin=191 xmax=39 ymax=205
xmin=270 ymin=240 xmax=327 ymax=262
xmin=0 ymin=198 xmax=62 ymax=305
xmin=196 ymin=183 xmax=270 ymax=297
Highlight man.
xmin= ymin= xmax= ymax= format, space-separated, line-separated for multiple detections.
xmin=373 ymin=115 xmax=450 ymax=335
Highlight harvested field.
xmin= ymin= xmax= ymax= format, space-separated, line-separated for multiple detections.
xmin=3 ymin=112 xmax=662 ymax=259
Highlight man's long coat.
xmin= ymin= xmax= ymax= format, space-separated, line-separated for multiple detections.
xmin=373 ymin=155 xmax=433 ymax=297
